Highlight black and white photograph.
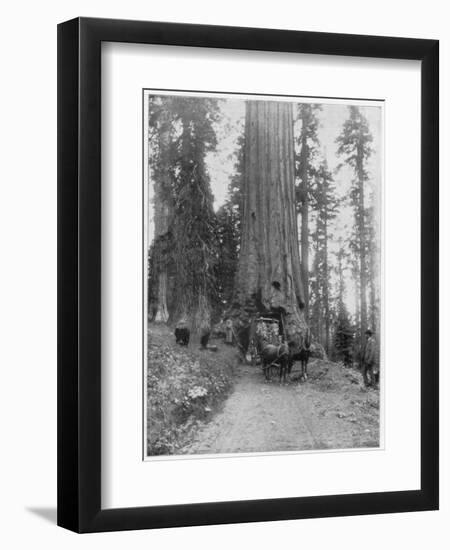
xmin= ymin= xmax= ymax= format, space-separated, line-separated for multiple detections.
xmin=144 ymin=91 xmax=382 ymax=458
xmin=0 ymin=0 xmax=443 ymax=542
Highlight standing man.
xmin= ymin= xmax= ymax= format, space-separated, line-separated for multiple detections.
xmin=362 ymin=329 xmax=378 ymax=388
xmin=225 ymin=319 xmax=233 ymax=345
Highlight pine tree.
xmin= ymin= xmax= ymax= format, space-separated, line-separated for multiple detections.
xmin=334 ymin=308 xmax=354 ymax=367
xmin=147 ymin=96 xmax=221 ymax=333
xmin=295 ymin=104 xmax=321 ymax=319
xmin=366 ymin=194 xmax=380 ymax=339
xmin=216 ymin=200 xmax=240 ymax=309
xmin=170 ymin=97 xmax=221 ymax=334
xmin=216 ymin=134 xmax=243 ymax=309
xmin=333 ymin=242 xmax=354 ymax=366
xmin=309 ymin=159 xmax=339 ymax=352
xmin=336 ymin=106 xmax=373 ymax=349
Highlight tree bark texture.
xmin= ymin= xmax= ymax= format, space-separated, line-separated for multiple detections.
xmin=152 ymin=113 xmax=172 ymax=322
xmin=232 ymin=101 xmax=307 ymax=350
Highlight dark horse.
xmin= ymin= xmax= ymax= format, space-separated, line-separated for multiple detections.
xmin=288 ymin=328 xmax=312 ymax=381
xmin=259 ymin=342 xmax=290 ymax=383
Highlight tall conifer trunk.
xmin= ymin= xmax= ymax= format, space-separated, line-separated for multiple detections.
xmin=369 ymin=234 xmax=377 ymax=332
xmin=171 ymin=98 xmax=219 ymax=336
xmin=324 ymin=219 xmax=330 ymax=353
xmin=152 ymin=109 xmax=172 ymax=322
xmin=232 ymin=101 xmax=307 ymax=349
xmin=337 ymin=106 xmax=373 ymax=350
xmin=356 ymin=145 xmax=368 ymax=348
xmin=299 ymin=132 xmax=309 ymax=319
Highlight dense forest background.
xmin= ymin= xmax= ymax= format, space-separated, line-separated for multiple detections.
xmin=146 ymin=94 xmax=381 ymax=361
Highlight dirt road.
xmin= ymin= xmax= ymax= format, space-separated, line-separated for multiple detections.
xmin=179 ymin=358 xmax=380 ymax=455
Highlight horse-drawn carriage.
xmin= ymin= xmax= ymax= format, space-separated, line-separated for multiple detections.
xmin=243 ymin=311 xmax=311 ymax=383
xmin=245 ymin=313 xmax=290 ymax=381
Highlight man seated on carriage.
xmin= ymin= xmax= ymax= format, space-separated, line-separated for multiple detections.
xmin=255 ymin=317 xmax=281 ymax=347
xmin=254 ymin=314 xmax=290 ymax=382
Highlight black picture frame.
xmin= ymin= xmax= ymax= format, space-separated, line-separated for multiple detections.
xmin=57 ymin=17 xmax=439 ymax=533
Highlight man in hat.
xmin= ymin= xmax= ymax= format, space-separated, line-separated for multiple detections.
xmin=362 ymin=329 xmax=378 ymax=388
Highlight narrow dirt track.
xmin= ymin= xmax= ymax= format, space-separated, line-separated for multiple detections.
xmin=180 ymin=358 xmax=380 ymax=455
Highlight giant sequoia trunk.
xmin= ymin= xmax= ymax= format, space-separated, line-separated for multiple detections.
xmin=152 ymin=112 xmax=172 ymax=322
xmin=232 ymin=101 xmax=308 ymax=350
xmin=171 ymin=106 xmax=218 ymax=338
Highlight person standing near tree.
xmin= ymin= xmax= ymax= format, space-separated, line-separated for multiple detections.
xmin=225 ymin=319 xmax=234 ymax=345
xmin=362 ymin=329 xmax=377 ymax=388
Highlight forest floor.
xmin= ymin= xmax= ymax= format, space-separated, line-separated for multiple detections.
xmin=146 ymin=324 xmax=238 ymax=456
xmin=147 ymin=324 xmax=380 ymax=457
